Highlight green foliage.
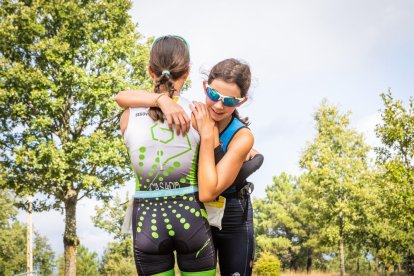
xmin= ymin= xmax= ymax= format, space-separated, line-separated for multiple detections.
xmin=254 ymin=252 xmax=281 ymax=276
xmin=0 ymin=190 xmax=55 ymax=275
xmin=100 ymin=239 xmax=135 ymax=275
xmin=58 ymin=245 xmax=100 ymax=276
xmin=92 ymin=193 xmax=130 ymax=241
xmin=92 ymin=194 xmax=135 ymax=274
xmin=375 ymin=91 xmax=414 ymax=272
xmin=0 ymin=0 xmax=151 ymax=208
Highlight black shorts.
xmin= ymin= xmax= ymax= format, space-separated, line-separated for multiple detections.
xmin=132 ymin=194 xmax=216 ymax=275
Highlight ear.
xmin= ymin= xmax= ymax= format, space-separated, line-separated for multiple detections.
xmin=148 ymin=66 xmax=156 ymax=80
xmin=236 ymin=97 xmax=248 ymax=107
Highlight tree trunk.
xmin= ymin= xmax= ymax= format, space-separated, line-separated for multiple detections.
xmin=64 ymin=193 xmax=78 ymax=276
xmin=306 ymin=248 xmax=313 ymax=274
xmin=339 ymin=237 xmax=345 ymax=276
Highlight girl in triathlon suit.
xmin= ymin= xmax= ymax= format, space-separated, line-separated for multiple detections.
xmin=117 ymin=58 xmax=262 ymax=276
xmin=119 ymin=36 xmax=216 ymax=276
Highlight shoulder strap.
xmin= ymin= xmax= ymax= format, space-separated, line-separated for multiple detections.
xmin=219 ymin=116 xmax=247 ymax=153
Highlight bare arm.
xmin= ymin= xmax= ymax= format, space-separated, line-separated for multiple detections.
xmin=191 ymin=102 xmax=254 ymax=202
xmin=120 ymin=109 xmax=130 ymax=135
xmin=114 ymin=89 xmax=190 ymax=135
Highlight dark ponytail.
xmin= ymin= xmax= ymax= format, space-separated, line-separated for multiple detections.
xmin=148 ymin=36 xmax=190 ymax=122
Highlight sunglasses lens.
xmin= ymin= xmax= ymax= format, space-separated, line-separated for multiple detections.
xmin=223 ymin=98 xmax=240 ymax=107
xmin=207 ymin=87 xmax=220 ymax=101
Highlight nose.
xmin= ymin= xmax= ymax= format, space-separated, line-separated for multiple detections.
xmin=213 ymin=99 xmax=224 ymax=110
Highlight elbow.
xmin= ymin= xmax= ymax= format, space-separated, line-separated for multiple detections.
xmin=114 ymin=93 xmax=126 ymax=108
xmin=198 ymin=189 xmax=217 ymax=203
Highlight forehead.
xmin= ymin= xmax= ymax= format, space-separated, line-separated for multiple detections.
xmin=209 ymin=79 xmax=241 ymax=98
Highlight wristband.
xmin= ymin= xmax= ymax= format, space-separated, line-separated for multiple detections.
xmin=155 ymin=93 xmax=167 ymax=106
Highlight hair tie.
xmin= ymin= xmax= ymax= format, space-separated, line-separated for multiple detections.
xmin=162 ymin=70 xmax=170 ymax=75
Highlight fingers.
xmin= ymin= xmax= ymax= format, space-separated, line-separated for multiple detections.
xmin=172 ymin=114 xmax=181 ymax=136
xmin=166 ymin=115 xmax=173 ymax=131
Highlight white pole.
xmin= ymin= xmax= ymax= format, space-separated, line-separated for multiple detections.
xmin=27 ymin=195 xmax=33 ymax=275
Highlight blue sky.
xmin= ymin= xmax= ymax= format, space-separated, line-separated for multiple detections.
xmin=18 ymin=0 xmax=414 ymax=257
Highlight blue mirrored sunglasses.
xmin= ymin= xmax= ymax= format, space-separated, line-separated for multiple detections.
xmin=206 ymin=86 xmax=244 ymax=107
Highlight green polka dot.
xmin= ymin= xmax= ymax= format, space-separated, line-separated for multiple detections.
xmin=173 ymin=201 xmax=177 ymax=204
xmin=173 ymin=161 xmax=180 ymax=168
xmin=164 ymin=197 xmax=168 ymax=199
xmin=155 ymin=203 xmax=158 ymax=206
xmin=137 ymin=227 xmax=141 ymax=232
xmin=151 ymin=225 xmax=157 ymax=231
xmin=163 ymin=171 xmax=169 ymax=177
xmin=189 ymin=197 xmax=194 ymax=201
xmin=139 ymin=176 xmax=143 ymax=180
xmin=139 ymin=162 xmax=144 ymax=167
xmin=139 ymin=154 xmax=145 ymax=160
xmin=152 ymin=232 xmax=159 ymax=239
xmin=164 ymin=218 xmax=170 ymax=223
xmin=180 ymin=178 xmax=186 ymax=183
xmin=168 ymin=205 xmax=172 ymax=209
xmin=161 ymin=208 xmax=165 ymax=211
xmin=195 ymin=211 xmax=200 ymax=217
xmin=139 ymin=216 xmax=144 ymax=221
xmin=146 ymin=207 xmax=149 ymax=210
xmin=139 ymin=147 xmax=146 ymax=153
xmin=172 ymin=195 xmax=176 ymax=199
xmin=166 ymin=224 xmax=172 ymax=230
xmin=148 ymin=171 xmax=154 ymax=176
xmin=138 ymin=222 xmax=142 ymax=226
xmin=184 ymin=206 xmax=190 ymax=210
xmin=180 ymin=218 xmax=185 ymax=223
xmin=146 ymin=179 xmax=150 ymax=183
xmin=158 ymin=150 xmax=164 ymax=156
xmin=184 ymin=223 xmax=190 ymax=230
xmin=168 ymin=166 xmax=175 ymax=172
xmin=158 ymin=177 xmax=164 ymax=181
xmin=143 ymin=211 xmax=147 ymax=215
xmin=151 ymin=219 xmax=156 ymax=224
xmin=155 ymin=157 xmax=160 ymax=163
xmin=152 ymin=164 xmax=157 ymax=170
xmin=172 ymin=209 xmax=177 ymax=213
xmin=179 ymin=204 xmax=183 ymax=207
xmin=190 ymin=208 xmax=195 ymax=213
xmin=156 ymin=197 xmax=159 ymax=201
xmin=183 ymin=196 xmax=187 ymax=200
xmin=163 ymin=213 xmax=167 ymax=217
xmin=169 ymin=230 xmax=175 ymax=236
xmin=152 ymin=214 xmax=156 ymax=218
xmin=176 ymin=214 xmax=181 ymax=218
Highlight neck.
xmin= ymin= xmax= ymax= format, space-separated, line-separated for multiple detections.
xmin=217 ymin=114 xmax=233 ymax=133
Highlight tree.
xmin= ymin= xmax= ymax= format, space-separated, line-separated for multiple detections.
xmin=299 ymin=100 xmax=371 ymax=276
xmin=375 ymin=91 xmax=414 ymax=273
xmin=0 ymin=0 xmax=151 ymax=275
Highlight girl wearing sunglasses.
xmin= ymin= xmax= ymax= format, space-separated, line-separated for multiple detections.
xmin=116 ymin=58 xmax=263 ymax=276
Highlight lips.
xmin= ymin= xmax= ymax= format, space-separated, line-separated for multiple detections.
xmin=211 ymin=108 xmax=224 ymax=115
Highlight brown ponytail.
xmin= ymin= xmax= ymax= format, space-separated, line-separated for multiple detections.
xmin=148 ymin=36 xmax=190 ymax=122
